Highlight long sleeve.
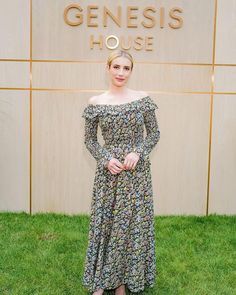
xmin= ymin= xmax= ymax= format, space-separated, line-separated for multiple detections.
xmin=134 ymin=100 xmax=160 ymax=160
xmin=82 ymin=106 xmax=113 ymax=168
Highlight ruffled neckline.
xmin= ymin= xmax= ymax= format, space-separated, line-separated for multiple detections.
xmin=82 ymin=95 xmax=158 ymax=119
xmin=88 ymin=95 xmax=150 ymax=108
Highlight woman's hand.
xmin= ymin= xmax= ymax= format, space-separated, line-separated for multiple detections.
xmin=107 ymin=158 xmax=125 ymax=175
xmin=123 ymin=152 xmax=140 ymax=170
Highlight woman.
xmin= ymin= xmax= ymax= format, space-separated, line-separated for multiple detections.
xmin=81 ymin=49 xmax=160 ymax=295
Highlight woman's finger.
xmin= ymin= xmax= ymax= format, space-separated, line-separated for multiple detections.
xmin=109 ymin=164 xmax=123 ymax=174
xmin=130 ymin=161 xmax=136 ymax=170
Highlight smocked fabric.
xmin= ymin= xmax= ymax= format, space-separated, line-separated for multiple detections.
xmin=81 ymin=96 xmax=160 ymax=293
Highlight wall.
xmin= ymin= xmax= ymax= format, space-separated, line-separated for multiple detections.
xmin=0 ymin=0 xmax=235 ymax=215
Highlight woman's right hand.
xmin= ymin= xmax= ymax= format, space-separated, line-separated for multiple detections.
xmin=107 ymin=158 xmax=125 ymax=175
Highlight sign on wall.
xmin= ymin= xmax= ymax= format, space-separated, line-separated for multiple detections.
xmin=32 ymin=0 xmax=214 ymax=63
xmin=64 ymin=4 xmax=183 ymax=51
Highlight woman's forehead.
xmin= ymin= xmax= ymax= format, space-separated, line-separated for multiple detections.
xmin=111 ymin=56 xmax=132 ymax=66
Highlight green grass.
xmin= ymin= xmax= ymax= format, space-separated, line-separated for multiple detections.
xmin=0 ymin=213 xmax=235 ymax=295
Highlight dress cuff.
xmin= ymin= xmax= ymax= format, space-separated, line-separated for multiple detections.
xmin=132 ymin=147 xmax=142 ymax=158
xmin=99 ymin=154 xmax=113 ymax=168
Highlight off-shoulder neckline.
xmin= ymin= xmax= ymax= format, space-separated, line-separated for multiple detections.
xmin=87 ymin=95 xmax=150 ymax=107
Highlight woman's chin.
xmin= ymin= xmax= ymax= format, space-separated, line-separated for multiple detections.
xmin=112 ymin=80 xmax=127 ymax=87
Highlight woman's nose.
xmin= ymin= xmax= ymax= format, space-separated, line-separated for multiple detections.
xmin=118 ymin=69 xmax=124 ymax=75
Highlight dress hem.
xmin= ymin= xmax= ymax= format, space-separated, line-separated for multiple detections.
xmin=82 ymin=280 xmax=156 ymax=294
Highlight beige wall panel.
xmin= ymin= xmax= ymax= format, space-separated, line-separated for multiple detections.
xmin=0 ymin=0 xmax=30 ymax=59
xmin=0 ymin=62 xmax=30 ymax=88
xmin=33 ymin=0 xmax=214 ymax=63
xmin=153 ymin=94 xmax=210 ymax=215
xmin=209 ymin=95 xmax=236 ymax=214
xmin=214 ymin=66 xmax=236 ymax=92
xmin=133 ymin=64 xmax=211 ymax=92
xmin=0 ymin=91 xmax=29 ymax=212
xmin=32 ymin=91 xmax=98 ymax=214
xmin=32 ymin=62 xmax=211 ymax=92
xmin=32 ymin=91 xmax=210 ymax=215
xmin=215 ymin=0 xmax=236 ymax=64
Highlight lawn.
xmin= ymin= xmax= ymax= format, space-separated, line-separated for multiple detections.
xmin=0 ymin=213 xmax=235 ymax=295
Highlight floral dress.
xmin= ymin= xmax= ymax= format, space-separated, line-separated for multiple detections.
xmin=81 ymin=95 xmax=160 ymax=293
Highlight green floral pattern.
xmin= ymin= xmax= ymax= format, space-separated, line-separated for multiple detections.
xmin=81 ymin=96 xmax=160 ymax=293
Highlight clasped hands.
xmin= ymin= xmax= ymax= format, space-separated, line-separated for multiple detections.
xmin=106 ymin=152 xmax=140 ymax=175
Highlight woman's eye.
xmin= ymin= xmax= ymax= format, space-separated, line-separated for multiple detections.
xmin=113 ymin=66 xmax=130 ymax=70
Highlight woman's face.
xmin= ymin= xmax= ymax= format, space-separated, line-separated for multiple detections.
xmin=106 ymin=56 xmax=132 ymax=87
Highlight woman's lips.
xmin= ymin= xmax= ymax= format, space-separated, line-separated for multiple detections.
xmin=116 ymin=77 xmax=125 ymax=81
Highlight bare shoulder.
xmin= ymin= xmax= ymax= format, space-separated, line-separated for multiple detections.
xmin=128 ymin=89 xmax=149 ymax=99
xmin=88 ymin=93 xmax=109 ymax=105
xmin=138 ymin=90 xmax=149 ymax=98
xmin=88 ymin=95 xmax=100 ymax=105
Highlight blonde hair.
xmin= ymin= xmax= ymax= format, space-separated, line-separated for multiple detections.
xmin=107 ymin=50 xmax=134 ymax=71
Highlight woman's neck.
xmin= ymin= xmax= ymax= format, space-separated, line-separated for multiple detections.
xmin=106 ymin=86 xmax=130 ymax=97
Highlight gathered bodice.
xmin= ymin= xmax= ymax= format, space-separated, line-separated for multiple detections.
xmin=82 ymin=96 xmax=160 ymax=167
xmin=82 ymin=96 xmax=157 ymax=145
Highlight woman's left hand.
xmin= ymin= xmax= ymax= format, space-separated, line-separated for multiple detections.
xmin=123 ymin=152 xmax=140 ymax=170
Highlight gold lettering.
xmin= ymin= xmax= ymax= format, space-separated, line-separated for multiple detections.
xmin=133 ymin=36 xmax=144 ymax=51
xmin=90 ymin=35 xmax=103 ymax=49
xmin=103 ymin=6 xmax=122 ymax=27
xmin=87 ymin=5 xmax=98 ymax=27
xmin=127 ymin=6 xmax=138 ymax=28
xmin=105 ymin=35 xmax=119 ymax=49
xmin=120 ymin=36 xmax=132 ymax=50
xmin=145 ymin=36 xmax=153 ymax=51
xmin=142 ymin=7 xmax=156 ymax=28
xmin=160 ymin=7 xmax=165 ymax=28
xmin=63 ymin=4 xmax=83 ymax=26
xmin=89 ymin=35 xmax=155 ymax=51
xmin=63 ymin=5 xmax=184 ymax=30
xmin=169 ymin=7 xmax=183 ymax=29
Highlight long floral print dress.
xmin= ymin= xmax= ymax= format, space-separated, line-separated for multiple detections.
xmin=81 ymin=95 xmax=160 ymax=294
